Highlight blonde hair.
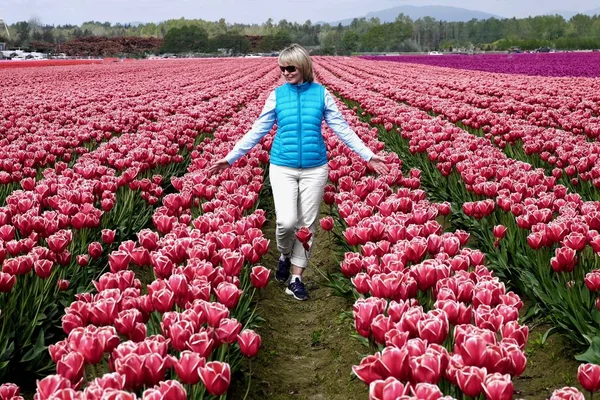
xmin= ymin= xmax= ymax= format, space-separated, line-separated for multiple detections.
xmin=278 ymin=43 xmax=314 ymax=83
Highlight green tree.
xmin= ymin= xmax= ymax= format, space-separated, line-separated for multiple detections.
xmin=341 ymin=30 xmax=359 ymax=54
xmin=161 ymin=25 xmax=209 ymax=53
xmin=14 ymin=21 xmax=31 ymax=47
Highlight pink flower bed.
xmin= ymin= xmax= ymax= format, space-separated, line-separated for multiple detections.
xmin=362 ymin=52 xmax=600 ymax=78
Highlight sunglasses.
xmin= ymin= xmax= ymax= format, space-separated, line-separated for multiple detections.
xmin=279 ymin=65 xmax=297 ymax=73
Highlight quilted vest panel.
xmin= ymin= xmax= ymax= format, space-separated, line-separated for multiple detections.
xmin=270 ymin=82 xmax=326 ymax=168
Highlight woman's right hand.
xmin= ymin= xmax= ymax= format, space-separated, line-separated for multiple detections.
xmin=208 ymin=158 xmax=230 ymax=175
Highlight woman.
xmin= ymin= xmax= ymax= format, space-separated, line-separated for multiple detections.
xmin=209 ymin=44 xmax=388 ymax=301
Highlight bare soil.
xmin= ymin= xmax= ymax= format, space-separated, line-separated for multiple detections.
xmin=229 ymin=209 xmax=369 ymax=400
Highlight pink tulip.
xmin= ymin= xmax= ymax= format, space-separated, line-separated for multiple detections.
xmin=483 ymin=373 xmax=514 ymax=400
xmin=550 ymin=387 xmax=585 ymax=400
xmin=35 ymin=375 xmax=71 ymax=400
xmin=173 ymin=351 xmax=205 ymax=385
xmin=56 ymin=351 xmax=85 ymax=385
xmin=250 ymin=265 xmax=270 ymax=289
xmin=199 ymin=361 xmax=231 ymax=396
xmin=237 ymin=329 xmax=262 ymax=358
xmin=369 ymin=377 xmax=408 ymax=400
xmin=578 ymin=363 xmax=600 ymax=393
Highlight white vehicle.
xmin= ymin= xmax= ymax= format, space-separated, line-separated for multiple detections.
xmin=428 ymin=51 xmax=443 ymax=56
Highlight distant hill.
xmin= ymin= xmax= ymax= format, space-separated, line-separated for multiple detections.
xmin=321 ymin=5 xmax=503 ymax=26
xmin=546 ymin=7 xmax=600 ymax=20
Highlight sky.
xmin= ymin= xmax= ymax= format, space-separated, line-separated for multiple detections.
xmin=1 ymin=0 xmax=599 ymax=25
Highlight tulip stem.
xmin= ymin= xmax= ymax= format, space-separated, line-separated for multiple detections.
xmin=243 ymin=359 xmax=252 ymax=400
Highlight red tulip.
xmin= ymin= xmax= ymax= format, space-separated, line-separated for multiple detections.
xmin=455 ymin=335 xmax=488 ymax=368
xmin=585 ymin=271 xmax=600 ymax=292
xmin=378 ymin=346 xmax=410 ymax=381
xmin=33 ymin=259 xmax=54 ymax=279
xmin=143 ymin=380 xmax=187 ymax=400
xmin=216 ymin=317 xmax=242 ymax=344
xmin=114 ymin=309 xmax=143 ymax=337
xmin=411 ymin=382 xmax=443 ymax=400
xmin=368 ymin=377 xmax=408 ymax=400
xmin=108 ymin=250 xmax=131 ymax=273
xmin=102 ymin=229 xmax=116 ymax=244
xmin=173 ymin=351 xmax=205 ymax=385
xmin=501 ymin=321 xmax=529 ymax=349
xmin=237 ymin=329 xmax=261 ymax=358
xmin=214 ymin=281 xmax=242 ymax=309
xmin=353 ymin=354 xmax=386 ymax=384
xmin=56 ymin=351 xmax=85 ymax=385
xmin=151 ymin=288 xmax=175 ymax=313
xmin=0 ymin=383 xmax=20 ymax=399
xmin=35 ymin=375 xmax=71 ymax=400
xmin=0 ymin=272 xmax=16 ymax=292
xmin=89 ymin=298 xmax=118 ymax=326
xmin=114 ymin=353 xmax=144 ymax=390
xmin=57 ymin=279 xmax=70 ymax=291
xmin=551 ymin=246 xmax=577 ymax=273
xmin=250 ymin=265 xmax=270 ymax=289
xmin=137 ymin=229 xmax=159 ymax=251
xmin=417 ymin=312 xmax=449 ymax=344
xmin=483 ymin=373 xmax=514 ymax=400
xmin=550 ymin=387 xmax=584 ymax=400
xmin=319 ymin=216 xmax=334 ymax=231
xmin=187 ymin=331 xmax=214 ymax=358
xmin=46 ymin=231 xmax=72 ymax=254
xmin=409 ymin=353 xmax=442 ymax=384
xmin=455 ymin=365 xmax=486 ymax=397
xmin=141 ymin=353 xmax=168 ymax=387
xmin=88 ymin=242 xmax=103 ymax=258
xmin=199 ymin=361 xmax=231 ymax=396
xmin=578 ymin=363 xmax=600 ymax=393
xmin=493 ymin=225 xmax=507 ymax=240
xmin=220 ymin=251 xmax=244 ymax=276
xmin=76 ymin=254 xmax=88 ymax=267
xmin=296 ymin=226 xmax=312 ymax=243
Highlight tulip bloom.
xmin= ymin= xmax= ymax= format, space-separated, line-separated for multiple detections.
xmin=319 ymin=216 xmax=334 ymax=231
xmin=56 ymin=351 xmax=85 ymax=385
xmin=578 ymin=363 xmax=600 ymax=393
xmin=250 ymin=265 xmax=270 ymax=289
xmin=483 ymin=373 xmax=514 ymax=400
xmin=199 ymin=361 xmax=231 ymax=396
xmin=237 ymin=329 xmax=261 ymax=358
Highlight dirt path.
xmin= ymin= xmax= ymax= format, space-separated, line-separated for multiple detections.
xmin=230 ymin=205 xmax=368 ymax=400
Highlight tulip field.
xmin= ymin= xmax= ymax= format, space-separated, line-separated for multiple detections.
xmin=1 ymin=55 xmax=600 ymax=399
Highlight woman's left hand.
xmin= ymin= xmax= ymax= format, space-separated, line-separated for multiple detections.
xmin=368 ymin=155 xmax=389 ymax=175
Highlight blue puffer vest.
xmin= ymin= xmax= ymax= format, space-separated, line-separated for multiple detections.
xmin=270 ymin=82 xmax=326 ymax=169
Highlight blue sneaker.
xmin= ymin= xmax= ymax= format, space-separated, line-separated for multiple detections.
xmin=285 ymin=278 xmax=309 ymax=301
xmin=275 ymin=256 xmax=291 ymax=283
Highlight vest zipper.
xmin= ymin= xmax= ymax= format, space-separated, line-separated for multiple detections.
xmin=297 ymin=89 xmax=302 ymax=168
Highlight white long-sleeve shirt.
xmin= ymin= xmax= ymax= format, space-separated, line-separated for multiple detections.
xmin=224 ymin=88 xmax=375 ymax=165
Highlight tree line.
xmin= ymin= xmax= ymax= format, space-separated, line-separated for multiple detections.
xmin=2 ymin=13 xmax=600 ymax=56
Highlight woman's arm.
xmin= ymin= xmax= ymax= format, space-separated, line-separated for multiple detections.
xmin=224 ymin=90 xmax=277 ymax=164
xmin=209 ymin=91 xmax=276 ymax=174
xmin=323 ymin=89 xmax=388 ymax=175
xmin=323 ymin=89 xmax=375 ymax=161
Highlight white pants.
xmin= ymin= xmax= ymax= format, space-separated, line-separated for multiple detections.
xmin=269 ymin=163 xmax=329 ymax=268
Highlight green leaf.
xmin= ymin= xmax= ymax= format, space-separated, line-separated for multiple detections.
xmin=0 ymin=341 xmax=14 ymax=362
xmin=575 ymin=336 xmax=600 ymax=364
xmin=20 ymin=329 xmax=47 ymax=363
xmin=541 ymin=326 xmax=557 ymax=346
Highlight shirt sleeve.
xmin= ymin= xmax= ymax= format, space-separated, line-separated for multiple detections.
xmin=323 ymin=89 xmax=375 ymax=162
xmin=224 ymin=90 xmax=277 ymax=165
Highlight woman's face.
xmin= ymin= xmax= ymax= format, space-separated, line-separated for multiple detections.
xmin=279 ymin=64 xmax=303 ymax=85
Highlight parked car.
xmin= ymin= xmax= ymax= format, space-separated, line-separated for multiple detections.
xmin=428 ymin=51 xmax=443 ymax=56
xmin=535 ymin=46 xmax=555 ymax=53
